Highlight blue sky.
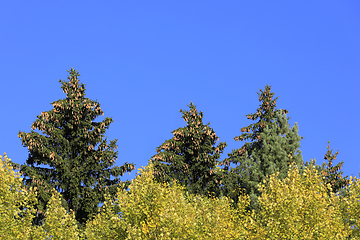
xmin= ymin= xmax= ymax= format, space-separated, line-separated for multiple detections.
xmin=1 ymin=1 xmax=359 ymax=186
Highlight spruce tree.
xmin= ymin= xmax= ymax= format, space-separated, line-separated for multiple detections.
xmin=302 ymin=142 xmax=350 ymax=200
xmin=303 ymin=142 xmax=351 ymax=229
xmin=17 ymin=68 xmax=135 ymax=227
xmin=223 ymin=85 xmax=304 ymax=211
xmin=150 ymin=102 xmax=228 ymax=198
xmin=319 ymin=141 xmax=350 ymax=197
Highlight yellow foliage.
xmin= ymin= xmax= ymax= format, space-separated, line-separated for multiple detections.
xmin=338 ymin=175 xmax=360 ymax=239
xmin=254 ymin=163 xmax=352 ymax=239
xmin=84 ymin=163 xmax=252 ymax=239
xmin=30 ymin=189 xmax=80 ymax=239
xmin=3 ymin=152 xmax=359 ymax=239
xmin=0 ymin=153 xmax=37 ymax=239
xmin=0 ymin=154 xmax=80 ymax=239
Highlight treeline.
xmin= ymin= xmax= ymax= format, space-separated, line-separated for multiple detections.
xmin=1 ymin=68 xmax=357 ymax=239
xmin=2 ymin=154 xmax=360 ymax=239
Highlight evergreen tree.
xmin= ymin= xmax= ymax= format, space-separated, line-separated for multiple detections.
xmin=16 ymin=68 xmax=135 ymax=228
xmin=257 ymin=110 xmax=304 ymax=180
xmin=223 ymin=85 xmax=304 ymax=211
xmin=302 ymin=142 xmax=350 ymax=200
xmin=319 ymin=141 xmax=350 ymax=197
xmin=302 ymin=142 xmax=351 ymax=230
xmin=150 ymin=102 xmax=228 ymax=198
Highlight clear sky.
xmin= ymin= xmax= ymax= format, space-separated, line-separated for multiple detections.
xmin=1 ymin=1 xmax=359 ymax=186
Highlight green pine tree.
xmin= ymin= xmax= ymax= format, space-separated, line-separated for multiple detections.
xmin=303 ymin=142 xmax=351 ymax=230
xmin=223 ymin=85 xmax=304 ymax=211
xmin=257 ymin=109 xmax=304 ymax=181
xmin=150 ymin=102 xmax=228 ymax=198
xmin=319 ymin=141 xmax=350 ymax=197
xmin=302 ymin=142 xmax=350 ymax=200
xmin=17 ymin=68 xmax=135 ymax=228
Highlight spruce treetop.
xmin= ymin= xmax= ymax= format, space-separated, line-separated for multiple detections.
xmin=17 ymin=68 xmax=135 ymax=227
xmin=150 ymin=101 xmax=227 ymax=198
xmin=234 ymin=85 xmax=289 ymax=147
xmin=223 ymin=85 xmax=304 ymax=211
xmin=320 ymin=141 xmax=350 ymax=196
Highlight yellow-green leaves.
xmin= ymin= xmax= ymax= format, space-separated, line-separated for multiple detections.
xmin=3 ymin=152 xmax=359 ymax=239
xmin=254 ymin=163 xmax=352 ymax=239
xmin=339 ymin=175 xmax=360 ymax=239
xmin=84 ymin=163 xmax=250 ymax=239
xmin=30 ymin=189 xmax=80 ymax=239
xmin=0 ymin=153 xmax=37 ymax=239
xmin=1 ymin=154 xmax=80 ymax=239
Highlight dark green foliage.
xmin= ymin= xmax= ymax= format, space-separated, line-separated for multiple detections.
xmin=150 ymin=102 xmax=228 ymax=198
xmin=17 ymin=68 xmax=135 ymax=227
xmin=223 ymin=85 xmax=304 ymax=211
xmin=301 ymin=142 xmax=350 ymax=200
xmin=320 ymin=141 xmax=350 ymax=197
